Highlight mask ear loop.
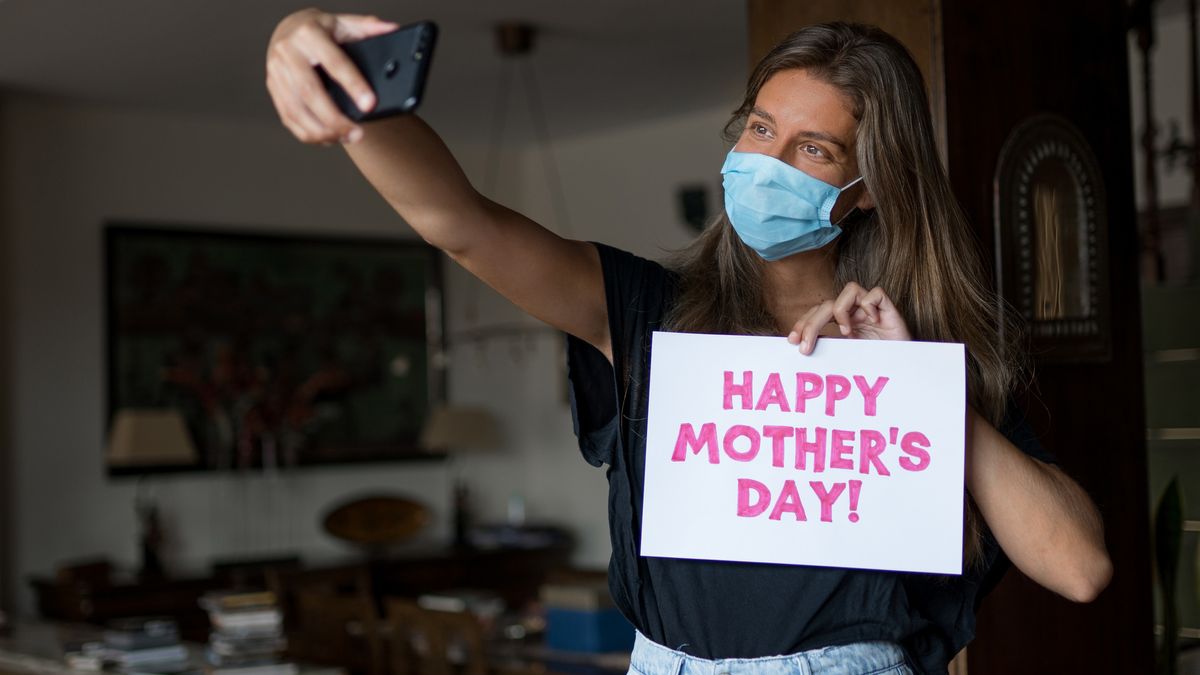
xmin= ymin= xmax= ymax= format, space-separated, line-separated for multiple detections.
xmin=830 ymin=176 xmax=867 ymax=225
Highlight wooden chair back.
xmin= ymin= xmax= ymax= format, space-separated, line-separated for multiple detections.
xmin=266 ymin=566 xmax=383 ymax=675
xmin=385 ymin=598 xmax=488 ymax=675
xmin=294 ymin=588 xmax=384 ymax=675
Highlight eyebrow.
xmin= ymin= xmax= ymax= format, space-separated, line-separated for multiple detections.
xmin=749 ymin=106 xmax=848 ymax=152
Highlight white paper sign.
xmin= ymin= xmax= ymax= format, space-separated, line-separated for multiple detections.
xmin=641 ymin=331 xmax=966 ymax=575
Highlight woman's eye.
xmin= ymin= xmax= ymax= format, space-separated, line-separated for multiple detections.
xmin=802 ymin=143 xmax=824 ymax=157
xmin=750 ymin=123 xmax=770 ymax=138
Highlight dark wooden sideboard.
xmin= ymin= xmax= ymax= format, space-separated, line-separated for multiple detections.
xmin=30 ymin=543 xmax=572 ymax=642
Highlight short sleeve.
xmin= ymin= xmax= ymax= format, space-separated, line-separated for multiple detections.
xmin=566 ymin=332 xmax=617 ymax=467
xmin=565 ymin=243 xmax=673 ymax=468
xmin=995 ymin=400 xmax=1057 ymax=466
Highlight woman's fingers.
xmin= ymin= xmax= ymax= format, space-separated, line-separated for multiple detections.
xmin=870 ymin=286 xmax=898 ymax=315
xmin=277 ymin=40 xmax=360 ymax=140
xmin=858 ymin=286 xmax=882 ymax=324
xmin=297 ymin=24 xmax=377 ymax=114
xmin=797 ymin=300 xmax=835 ymax=355
xmin=278 ymin=52 xmax=352 ymax=141
xmin=265 ymin=10 xmax=398 ymax=145
xmin=267 ymin=44 xmax=342 ymax=143
xmin=788 ymin=283 xmax=905 ymax=354
xmin=265 ymin=74 xmax=307 ymax=140
xmin=297 ymin=71 xmax=360 ymax=141
xmin=267 ymin=68 xmax=328 ymax=143
xmin=296 ymin=100 xmax=342 ymax=147
xmin=831 ymin=282 xmax=867 ymax=335
xmin=328 ymin=14 xmax=399 ymax=43
xmin=787 ymin=304 xmax=818 ymax=344
xmin=859 ymin=286 xmax=907 ymax=339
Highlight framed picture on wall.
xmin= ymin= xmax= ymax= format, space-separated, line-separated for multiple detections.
xmin=104 ymin=223 xmax=445 ymax=475
xmin=993 ymin=114 xmax=1112 ymax=363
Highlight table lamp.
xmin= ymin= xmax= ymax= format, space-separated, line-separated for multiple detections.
xmin=106 ymin=408 xmax=198 ymax=467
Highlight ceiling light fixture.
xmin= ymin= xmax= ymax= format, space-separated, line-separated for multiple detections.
xmin=451 ymin=22 xmax=573 ymax=358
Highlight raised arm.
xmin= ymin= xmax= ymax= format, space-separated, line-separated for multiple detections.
xmin=265 ymin=9 xmax=611 ymax=360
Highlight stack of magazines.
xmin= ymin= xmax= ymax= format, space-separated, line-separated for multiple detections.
xmin=199 ymin=591 xmax=295 ymax=675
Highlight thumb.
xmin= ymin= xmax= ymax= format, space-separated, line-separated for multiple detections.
xmin=330 ymin=15 xmax=399 ymax=43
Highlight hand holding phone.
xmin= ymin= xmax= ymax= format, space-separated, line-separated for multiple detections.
xmin=266 ymin=10 xmax=409 ymax=144
xmin=318 ymin=21 xmax=438 ymax=122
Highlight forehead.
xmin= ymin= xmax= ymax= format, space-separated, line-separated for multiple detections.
xmin=753 ymin=69 xmax=858 ymax=143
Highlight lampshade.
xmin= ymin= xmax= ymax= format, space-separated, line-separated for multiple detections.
xmin=419 ymin=405 xmax=502 ymax=452
xmin=106 ymin=408 xmax=198 ymax=466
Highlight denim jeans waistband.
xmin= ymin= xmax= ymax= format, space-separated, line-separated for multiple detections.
xmin=628 ymin=630 xmax=912 ymax=675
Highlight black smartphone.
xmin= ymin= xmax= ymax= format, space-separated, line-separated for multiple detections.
xmin=318 ymin=20 xmax=437 ymax=122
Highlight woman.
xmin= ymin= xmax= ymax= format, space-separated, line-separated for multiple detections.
xmin=265 ymin=11 xmax=1111 ymax=674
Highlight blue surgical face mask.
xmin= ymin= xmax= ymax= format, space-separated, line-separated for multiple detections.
xmin=720 ymin=150 xmax=865 ymax=261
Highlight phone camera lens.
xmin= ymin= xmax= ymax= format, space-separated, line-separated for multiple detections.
xmin=384 ymin=59 xmax=398 ymax=78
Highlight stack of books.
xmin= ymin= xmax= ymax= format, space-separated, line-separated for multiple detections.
xmin=199 ymin=591 xmax=295 ymax=675
xmin=103 ymin=616 xmax=190 ymax=672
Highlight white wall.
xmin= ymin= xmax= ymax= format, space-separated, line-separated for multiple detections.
xmin=0 ymin=90 xmax=735 ymax=615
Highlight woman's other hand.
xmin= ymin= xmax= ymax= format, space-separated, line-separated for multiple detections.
xmin=787 ymin=282 xmax=911 ymax=354
xmin=265 ymin=8 xmax=399 ymax=146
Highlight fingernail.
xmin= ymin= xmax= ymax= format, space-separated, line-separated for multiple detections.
xmin=840 ymin=325 xmax=850 ymax=335
xmin=787 ymin=331 xmax=799 ymax=344
xmin=799 ymin=340 xmax=809 ymax=353
xmin=348 ymin=128 xmax=363 ymax=142
xmin=358 ymin=94 xmax=374 ymax=112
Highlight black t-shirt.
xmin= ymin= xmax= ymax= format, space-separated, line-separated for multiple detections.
xmin=564 ymin=243 xmax=1056 ymax=675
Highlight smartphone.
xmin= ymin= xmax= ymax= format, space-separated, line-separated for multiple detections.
xmin=318 ymin=20 xmax=438 ymax=122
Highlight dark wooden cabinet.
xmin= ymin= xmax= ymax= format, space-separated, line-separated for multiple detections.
xmin=365 ymin=545 xmax=571 ymax=609
xmin=30 ymin=544 xmax=572 ymax=643
xmin=31 ymin=575 xmax=221 ymax=642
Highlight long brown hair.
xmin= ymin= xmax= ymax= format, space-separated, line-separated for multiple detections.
xmin=665 ymin=22 xmax=1024 ymax=567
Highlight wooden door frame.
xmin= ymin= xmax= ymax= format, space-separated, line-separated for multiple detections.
xmin=0 ymin=96 xmax=12 ymax=619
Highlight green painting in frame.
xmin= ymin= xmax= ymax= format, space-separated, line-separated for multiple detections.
xmin=104 ymin=223 xmax=445 ymax=475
